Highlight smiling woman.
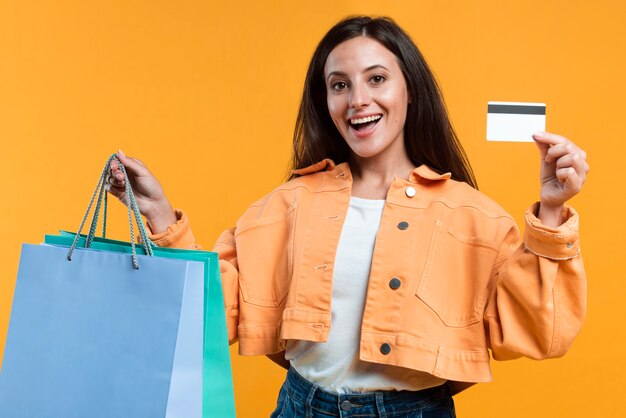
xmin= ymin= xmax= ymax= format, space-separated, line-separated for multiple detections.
xmin=324 ymin=37 xmax=411 ymax=185
xmin=290 ymin=17 xmax=479 ymax=195
xmin=106 ymin=15 xmax=589 ymax=418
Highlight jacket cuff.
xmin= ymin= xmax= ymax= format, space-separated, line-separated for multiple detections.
xmin=523 ymin=203 xmax=580 ymax=260
xmin=147 ymin=209 xmax=195 ymax=248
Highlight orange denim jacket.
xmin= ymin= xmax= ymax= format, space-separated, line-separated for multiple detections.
xmin=149 ymin=159 xmax=586 ymax=383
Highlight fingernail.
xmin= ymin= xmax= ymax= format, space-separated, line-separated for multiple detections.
xmin=533 ymin=131 xmax=545 ymax=138
xmin=118 ymin=149 xmax=126 ymax=158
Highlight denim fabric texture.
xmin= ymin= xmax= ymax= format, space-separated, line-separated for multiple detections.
xmin=270 ymin=368 xmax=456 ymax=418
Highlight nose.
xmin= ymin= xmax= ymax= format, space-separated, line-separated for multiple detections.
xmin=348 ymin=82 xmax=371 ymax=109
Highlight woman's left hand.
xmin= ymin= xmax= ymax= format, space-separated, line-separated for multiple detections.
xmin=533 ymin=131 xmax=589 ymax=226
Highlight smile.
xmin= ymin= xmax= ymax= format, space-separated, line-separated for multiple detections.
xmin=349 ymin=114 xmax=382 ymax=131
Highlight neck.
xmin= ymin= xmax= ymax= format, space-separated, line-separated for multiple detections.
xmin=349 ymin=153 xmax=415 ymax=199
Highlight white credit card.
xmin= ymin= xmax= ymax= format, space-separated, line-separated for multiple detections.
xmin=486 ymin=101 xmax=546 ymax=142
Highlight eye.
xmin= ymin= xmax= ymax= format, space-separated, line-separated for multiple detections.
xmin=331 ymin=81 xmax=348 ymax=91
xmin=370 ymin=75 xmax=386 ymax=84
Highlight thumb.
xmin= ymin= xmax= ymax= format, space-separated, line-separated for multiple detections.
xmin=116 ymin=149 xmax=148 ymax=176
xmin=532 ymin=133 xmax=550 ymax=161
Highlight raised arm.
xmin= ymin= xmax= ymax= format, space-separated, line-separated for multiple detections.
xmin=485 ymin=131 xmax=589 ymax=360
xmin=533 ymin=131 xmax=589 ymax=226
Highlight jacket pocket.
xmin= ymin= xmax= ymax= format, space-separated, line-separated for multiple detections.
xmin=235 ymin=204 xmax=296 ymax=307
xmin=416 ymin=219 xmax=498 ymax=327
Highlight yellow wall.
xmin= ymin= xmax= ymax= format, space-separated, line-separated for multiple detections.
xmin=1 ymin=1 xmax=624 ymax=416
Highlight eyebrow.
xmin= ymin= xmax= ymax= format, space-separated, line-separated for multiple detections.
xmin=326 ymin=64 xmax=390 ymax=80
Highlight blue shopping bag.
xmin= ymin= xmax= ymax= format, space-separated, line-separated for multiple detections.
xmin=0 ymin=243 xmax=205 ymax=418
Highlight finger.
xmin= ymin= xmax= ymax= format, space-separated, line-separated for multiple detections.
xmin=117 ymin=149 xmax=128 ymax=160
xmin=557 ymin=152 xmax=589 ymax=186
xmin=534 ymin=132 xmax=574 ymax=163
xmin=532 ymin=131 xmax=569 ymax=146
xmin=109 ymin=159 xmax=119 ymax=174
xmin=556 ymin=152 xmax=588 ymax=175
xmin=107 ymin=168 xmax=125 ymax=180
xmin=556 ymin=167 xmax=583 ymax=192
xmin=108 ymin=159 xmax=128 ymax=183
xmin=117 ymin=150 xmax=149 ymax=175
xmin=558 ymin=159 xmax=588 ymax=185
xmin=533 ymin=138 xmax=550 ymax=161
xmin=546 ymin=142 xmax=578 ymax=163
xmin=106 ymin=173 xmax=126 ymax=188
xmin=104 ymin=183 xmax=128 ymax=203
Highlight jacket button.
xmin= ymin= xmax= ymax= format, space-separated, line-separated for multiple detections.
xmin=389 ymin=277 xmax=401 ymax=290
xmin=340 ymin=400 xmax=352 ymax=411
xmin=397 ymin=221 xmax=409 ymax=230
xmin=405 ymin=186 xmax=416 ymax=197
xmin=380 ymin=343 xmax=391 ymax=355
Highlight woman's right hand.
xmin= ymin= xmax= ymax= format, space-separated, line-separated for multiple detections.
xmin=106 ymin=150 xmax=177 ymax=234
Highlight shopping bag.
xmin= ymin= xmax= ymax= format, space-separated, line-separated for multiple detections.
xmin=45 ymin=231 xmax=236 ymax=418
xmin=0 ymin=154 xmax=235 ymax=417
xmin=0 ymin=243 xmax=204 ymax=418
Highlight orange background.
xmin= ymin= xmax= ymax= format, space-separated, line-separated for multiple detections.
xmin=1 ymin=1 xmax=624 ymax=417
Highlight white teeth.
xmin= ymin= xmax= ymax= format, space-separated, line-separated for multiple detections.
xmin=350 ymin=115 xmax=382 ymax=125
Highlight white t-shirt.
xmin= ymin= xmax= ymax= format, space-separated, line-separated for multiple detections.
xmin=286 ymin=196 xmax=446 ymax=394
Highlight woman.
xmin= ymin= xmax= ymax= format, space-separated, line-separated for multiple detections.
xmin=108 ymin=16 xmax=588 ymax=418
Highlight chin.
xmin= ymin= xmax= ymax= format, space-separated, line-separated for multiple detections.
xmin=349 ymin=147 xmax=387 ymax=160
xmin=346 ymin=139 xmax=394 ymax=160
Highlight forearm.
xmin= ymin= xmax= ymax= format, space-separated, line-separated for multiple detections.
xmin=486 ymin=205 xmax=586 ymax=360
xmin=537 ymin=201 xmax=566 ymax=228
xmin=145 ymin=200 xmax=178 ymax=234
xmin=147 ymin=209 xmax=200 ymax=249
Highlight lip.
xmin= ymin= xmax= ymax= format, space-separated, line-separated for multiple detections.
xmin=348 ymin=115 xmax=382 ymax=138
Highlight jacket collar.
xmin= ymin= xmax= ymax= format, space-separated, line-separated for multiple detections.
xmin=291 ymin=159 xmax=451 ymax=183
xmin=409 ymin=165 xmax=452 ymax=183
xmin=290 ymin=159 xmax=336 ymax=176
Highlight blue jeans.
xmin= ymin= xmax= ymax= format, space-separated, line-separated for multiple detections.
xmin=270 ymin=367 xmax=456 ymax=418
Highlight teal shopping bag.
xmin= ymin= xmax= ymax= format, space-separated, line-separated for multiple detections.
xmin=46 ymin=231 xmax=236 ymax=418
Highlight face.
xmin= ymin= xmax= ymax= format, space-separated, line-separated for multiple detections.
xmin=324 ymin=36 xmax=410 ymax=162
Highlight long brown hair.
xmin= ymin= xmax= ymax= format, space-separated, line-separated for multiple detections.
xmin=290 ymin=16 xmax=477 ymax=189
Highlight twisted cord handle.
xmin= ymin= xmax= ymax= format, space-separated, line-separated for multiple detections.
xmin=67 ymin=154 xmax=155 ymax=269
